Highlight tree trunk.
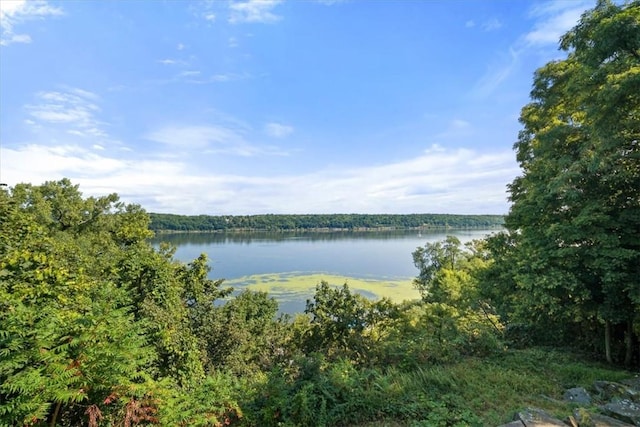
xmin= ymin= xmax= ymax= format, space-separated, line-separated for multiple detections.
xmin=50 ymin=401 xmax=62 ymax=427
xmin=625 ymin=320 xmax=633 ymax=367
xmin=605 ymin=320 xmax=612 ymax=364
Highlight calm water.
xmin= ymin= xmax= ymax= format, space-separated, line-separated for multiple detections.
xmin=151 ymin=229 xmax=497 ymax=281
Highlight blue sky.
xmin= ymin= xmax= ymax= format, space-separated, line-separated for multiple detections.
xmin=1 ymin=0 xmax=595 ymax=215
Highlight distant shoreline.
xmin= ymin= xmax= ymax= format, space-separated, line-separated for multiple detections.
xmin=148 ymin=212 xmax=505 ymax=233
xmin=151 ymin=224 xmax=504 ymax=234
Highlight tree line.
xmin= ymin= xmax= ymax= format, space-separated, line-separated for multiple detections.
xmin=148 ymin=212 xmax=505 ymax=232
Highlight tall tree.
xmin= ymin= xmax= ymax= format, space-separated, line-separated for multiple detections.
xmin=503 ymin=0 xmax=639 ymax=363
xmin=0 ymin=182 xmax=155 ymax=426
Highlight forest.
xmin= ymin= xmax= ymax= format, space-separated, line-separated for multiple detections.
xmin=1 ymin=1 xmax=638 ymax=426
xmin=147 ymin=212 xmax=505 ymax=232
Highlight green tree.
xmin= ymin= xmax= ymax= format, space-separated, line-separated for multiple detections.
xmin=0 ymin=183 xmax=155 ymax=426
xmin=303 ymin=282 xmax=398 ymax=363
xmin=413 ymin=236 xmax=465 ymax=304
xmin=502 ymin=0 xmax=639 ymax=363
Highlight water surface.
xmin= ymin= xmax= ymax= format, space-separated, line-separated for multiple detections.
xmin=151 ymin=229 xmax=496 ymax=313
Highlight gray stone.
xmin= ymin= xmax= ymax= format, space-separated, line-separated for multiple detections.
xmin=496 ymin=422 xmax=524 ymax=427
xmin=565 ymin=387 xmax=592 ymax=405
xmin=515 ymin=407 xmax=567 ymax=426
xmin=601 ymin=399 xmax=640 ymax=426
xmin=574 ymin=407 xmax=634 ymax=427
xmin=594 ymin=381 xmax=640 ymax=403
xmin=622 ymin=378 xmax=640 ymax=394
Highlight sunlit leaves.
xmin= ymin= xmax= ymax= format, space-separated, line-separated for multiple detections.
xmin=499 ymin=0 xmax=640 ymax=360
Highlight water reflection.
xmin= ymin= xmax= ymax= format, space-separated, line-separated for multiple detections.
xmin=150 ymin=228 xmax=498 ymax=246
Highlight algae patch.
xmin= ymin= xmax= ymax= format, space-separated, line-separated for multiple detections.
xmin=226 ymin=272 xmax=419 ymax=308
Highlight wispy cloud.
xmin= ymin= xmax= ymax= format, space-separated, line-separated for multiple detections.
xmin=525 ymin=0 xmax=591 ymax=46
xmin=314 ymin=0 xmax=347 ymax=5
xmin=145 ymin=124 xmax=288 ymax=157
xmin=0 ymin=0 xmax=63 ymax=46
xmin=265 ymin=122 xmax=294 ymax=138
xmin=482 ymin=18 xmax=502 ymax=32
xmin=25 ymin=88 xmax=108 ymax=139
xmin=229 ymin=0 xmax=283 ymax=24
xmin=472 ymin=1 xmax=593 ymax=98
xmin=185 ymin=72 xmax=252 ymax=84
xmin=1 ymin=143 xmax=518 ymax=215
xmin=465 ymin=17 xmax=501 ymax=32
xmin=158 ymin=58 xmax=188 ymax=66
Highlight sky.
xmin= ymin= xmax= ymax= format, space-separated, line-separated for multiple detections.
xmin=0 ymin=0 xmax=596 ymax=215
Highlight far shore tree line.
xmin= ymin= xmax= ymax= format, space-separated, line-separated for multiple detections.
xmin=148 ymin=212 xmax=505 ymax=232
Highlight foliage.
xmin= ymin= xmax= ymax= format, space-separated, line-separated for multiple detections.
xmin=149 ymin=212 xmax=504 ymax=232
xmin=409 ymin=237 xmax=504 ymax=363
xmin=490 ymin=0 xmax=640 ymax=363
xmin=1 ymin=173 xmax=634 ymax=425
xmin=200 ymin=290 xmax=290 ymax=375
xmin=303 ymin=282 xmax=399 ymax=364
xmin=0 ymin=181 xmax=155 ymax=426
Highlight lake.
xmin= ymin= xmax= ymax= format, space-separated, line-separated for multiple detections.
xmin=150 ymin=229 xmax=497 ymax=313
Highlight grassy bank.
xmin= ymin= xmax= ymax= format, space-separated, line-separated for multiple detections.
xmin=247 ymin=347 xmax=630 ymax=426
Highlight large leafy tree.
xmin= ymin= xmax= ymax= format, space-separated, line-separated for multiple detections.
xmin=0 ymin=179 xmax=238 ymax=425
xmin=0 ymin=181 xmax=155 ymax=425
xmin=502 ymin=0 xmax=639 ymax=363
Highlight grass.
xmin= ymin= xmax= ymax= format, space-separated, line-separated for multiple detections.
xmin=243 ymin=346 xmax=631 ymax=426
xmin=398 ymin=348 xmax=630 ymax=425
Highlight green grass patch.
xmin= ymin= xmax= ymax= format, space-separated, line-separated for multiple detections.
xmin=335 ymin=348 xmax=631 ymax=426
xmin=427 ymin=348 xmax=631 ymax=425
xmin=226 ymin=272 xmax=420 ymax=304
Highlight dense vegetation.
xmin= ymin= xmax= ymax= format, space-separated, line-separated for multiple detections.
xmin=148 ymin=212 xmax=505 ymax=232
xmin=1 ymin=2 xmax=638 ymax=426
xmin=482 ymin=0 xmax=640 ymax=365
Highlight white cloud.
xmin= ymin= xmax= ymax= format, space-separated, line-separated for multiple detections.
xmin=434 ymin=118 xmax=473 ymax=139
xmin=1 ymin=143 xmax=518 ymax=215
xmin=472 ymin=47 xmax=520 ymax=98
xmin=265 ymin=122 xmax=294 ymax=138
xmin=179 ymin=70 xmax=201 ymax=77
xmin=229 ymin=0 xmax=283 ymax=24
xmin=2 ymin=144 xmax=125 ymax=184
xmin=482 ymin=18 xmax=502 ymax=32
xmin=158 ymin=58 xmax=186 ymax=65
xmin=179 ymin=72 xmax=252 ymax=84
xmin=0 ymin=0 xmax=63 ymax=46
xmin=450 ymin=119 xmax=470 ymax=129
xmin=146 ymin=125 xmax=243 ymax=150
xmin=465 ymin=20 xmax=475 ymax=28
xmin=472 ymin=1 xmax=593 ymax=98
xmin=314 ymin=0 xmax=346 ymax=5
xmin=525 ymin=1 xmax=591 ymax=46
xmin=145 ymin=124 xmax=288 ymax=157
xmin=25 ymin=88 xmax=108 ymax=138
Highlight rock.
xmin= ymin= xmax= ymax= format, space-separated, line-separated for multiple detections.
xmin=496 ymin=421 xmax=524 ymax=427
xmin=566 ymin=415 xmax=579 ymax=427
xmin=594 ymin=381 xmax=640 ymax=403
xmin=601 ymin=399 xmax=640 ymax=425
xmin=622 ymin=378 xmax=640 ymax=394
xmin=574 ymin=407 xmax=634 ymax=427
xmin=565 ymin=387 xmax=592 ymax=405
xmin=514 ymin=407 xmax=567 ymax=426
